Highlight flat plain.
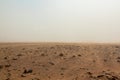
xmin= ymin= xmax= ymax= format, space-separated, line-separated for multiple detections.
xmin=0 ymin=43 xmax=120 ymax=80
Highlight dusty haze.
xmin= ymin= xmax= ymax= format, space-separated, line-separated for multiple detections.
xmin=0 ymin=0 xmax=120 ymax=42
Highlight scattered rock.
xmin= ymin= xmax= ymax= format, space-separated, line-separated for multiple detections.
xmin=95 ymin=73 xmax=120 ymax=80
xmin=60 ymin=73 xmax=64 ymax=75
xmin=32 ymin=61 xmax=35 ymax=63
xmin=61 ymin=67 xmax=66 ymax=70
xmin=87 ymin=72 xmax=92 ymax=75
xmin=17 ymin=54 xmax=23 ymax=56
xmin=4 ymin=57 xmax=8 ymax=60
xmin=93 ymin=60 xmax=96 ymax=62
xmin=41 ymin=53 xmax=45 ymax=56
xmin=117 ymin=57 xmax=120 ymax=59
xmin=37 ymin=47 xmax=40 ymax=49
xmin=0 ymin=65 xmax=3 ymax=69
xmin=23 ymin=69 xmax=33 ymax=74
xmin=12 ymin=58 xmax=17 ymax=60
xmin=78 ymin=54 xmax=81 ymax=57
xmin=32 ymin=78 xmax=40 ymax=80
xmin=59 ymin=53 xmax=64 ymax=57
xmin=117 ymin=60 xmax=120 ymax=62
xmin=50 ymin=47 xmax=54 ymax=49
xmin=22 ymin=48 xmax=25 ymax=50
xmin=54 ymin=52 xmax=57 ymax=54
xmin=97 ymin=75 xmax=104 ymax=78
xmin=1 ymin=44 xmax=120 ymax=80
xmin=21 ymin=74 xmax=26 ymax=77
xmin=5 ymin=64 xmax=11 ymax=68
xmin=115 ymin=46 xmax=120 ymax=49
xmin=117 ymin=57 xmax=120 ymax=62
xmin=72 ymin=55 xmax=76 ymax=58
xmin=48 ymin=62 xmax=55 ymax=65
xmin=104 ymin=59 xmax=107 ymax=62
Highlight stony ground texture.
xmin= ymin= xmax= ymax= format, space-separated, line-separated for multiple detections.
xmin=0 ymin=43 xmax=120 ymax=80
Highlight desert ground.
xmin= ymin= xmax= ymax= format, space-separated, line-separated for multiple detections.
xmin=0 ymin=43 xmax=120 ymax=80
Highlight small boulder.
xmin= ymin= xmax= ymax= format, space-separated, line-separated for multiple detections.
xmin=23 ymin=69 xmax=33 ymax=74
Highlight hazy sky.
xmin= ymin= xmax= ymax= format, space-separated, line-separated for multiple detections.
xmin=0 ymin=0 xmax=120 ymax=42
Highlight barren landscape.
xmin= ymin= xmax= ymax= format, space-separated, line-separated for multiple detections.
xmin=0 ymin=43 xmax=120 ymax=80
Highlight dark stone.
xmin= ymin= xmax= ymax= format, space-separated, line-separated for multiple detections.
xmin=5 ymin=64 xmax=11 ymax=67
xmin=72 ymin=55 xmax=76 ymax=58
xmin=41 ymin=53 xmax=45 ymax=56
xmin=12 ymin=58 xmax=17 ymax=60
xmin=22 ymin=48 xmax=25 ymax=50
xmin=117 ymin=57 xmax=120 ymax=59
xmin=61 ymin=67 xmax=66 ymax=70
xmin=78 ymin=54 xmax=81 ymax=57
xmin=21 ymin=74 xmax=26 ymax=77
xmin=4 ymin=57 xmax=8 ymax=59
xmin=59 ymin=53 xmax=64 ymax=57
xmin=0 ymin=65 xmax=3 ymax=69
xmin=6 ymin=78 xmax=10 ymax=80
xmin=60 ymin=73 xmax=64 ymax=75
xmin=97 ymin=75 xmax=104 ymax=78
xmin=50 ymin=47 xmax=54 ymax=49
xmin=48 ymin=62 xmax=55 ymax=65
xmin=23 ymin=69 xmax=33 ymax=74
xmin=87 ymin=72 xmax=92 ymax=75
xmin=17 ymin=54 xmax=23 ymax=56
xmin=115 ymin=46 xmax=120 ymax=49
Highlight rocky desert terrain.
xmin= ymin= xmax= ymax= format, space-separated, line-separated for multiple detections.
xmin=0 ymin=43 xmax=120 ymax=80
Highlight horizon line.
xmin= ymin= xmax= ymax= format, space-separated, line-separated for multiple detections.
xmin=0 ymin=41 xmax=120 ymax=44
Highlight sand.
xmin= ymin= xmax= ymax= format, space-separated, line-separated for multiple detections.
xmin=0 ymin=43 xmax=120 ymax=80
